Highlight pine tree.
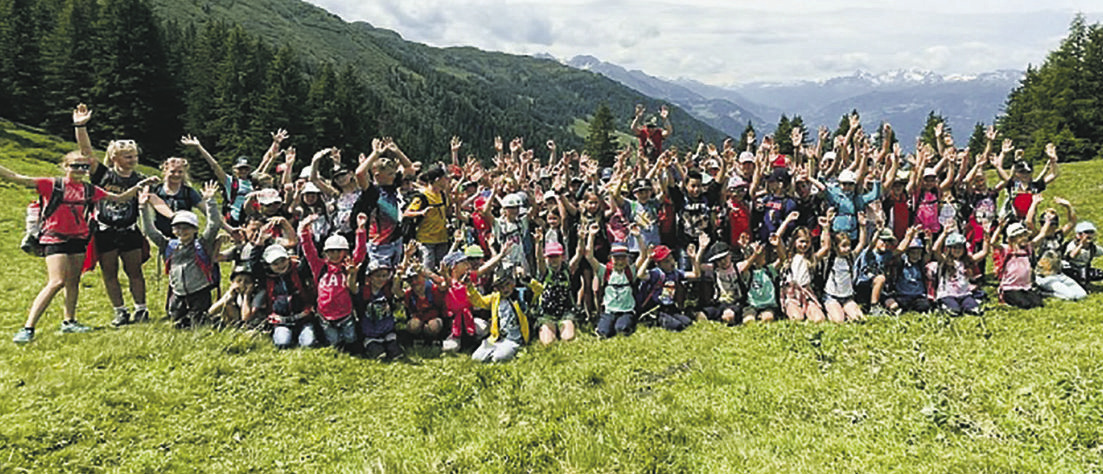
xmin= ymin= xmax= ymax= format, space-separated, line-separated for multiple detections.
xmin=774 ymin=114 xmax=793 ymax=155
xmin=966 ymin=123 xmax=988 ymax=158
xmin=41 ymin=0 xmax=99 ymax=132
xmin=92 ymin=0 xmax=180 ymax=159
xmin=210 ymin=26 xmax=268 ymax=162
xmin=584 ymin=102 xmax=617 ymax=167
xmin=0 ymin=0 xmax=51 ymax=125
xmin=834 ymin=109 xmax=859 ymax=137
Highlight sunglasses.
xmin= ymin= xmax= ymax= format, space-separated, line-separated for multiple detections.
xmin=68 ymin=163 xmax=91 ymax=170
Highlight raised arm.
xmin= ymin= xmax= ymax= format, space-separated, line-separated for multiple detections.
xmin=310 ymin=148 xmax=339 ymax=197
xmin=138 ymin=188 xmax=169 ymax=249
xmin=1042 ymin=143 xmax=1059 ymax=184
xmin=199 ymin=181 xmax=223 ymax=241
xmin=72 ymin=104 xmax=98 ymax=174
xmin=181 ymin=135 xmax=227 ymax=186
xmin=256 ymin=129 xmax=287 ymax=176
xmin=659 ymin=105 xmax=673 ymax=138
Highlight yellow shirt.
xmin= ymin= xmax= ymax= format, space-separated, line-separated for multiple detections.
xmin=408 ymin=187 xmax=448 ymax=244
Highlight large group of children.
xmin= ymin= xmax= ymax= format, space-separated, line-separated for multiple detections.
xmin=5 ymin=104 xmax=1102 ymax=362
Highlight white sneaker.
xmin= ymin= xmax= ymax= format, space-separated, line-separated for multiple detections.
xmin=442 ymin=337 xmax=460 ymax=352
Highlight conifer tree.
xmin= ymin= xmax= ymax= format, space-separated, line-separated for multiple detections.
xmin=42 ymin=0 xmax=99 ymax=132
xmin=0 ymin=0 xmax=51 ymax=125
xmin=584 ymin=102 xmax=617 ymax=168
xmin=737 ymin=120 xmax=756 ymax=152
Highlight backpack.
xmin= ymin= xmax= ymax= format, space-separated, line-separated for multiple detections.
xmin=399 ymin=192 xmax=427 ymax=241
xmin=21 ymin=178 xmax=95 ymax=257
xmin=222 ymin=176 xmax=241 ymax=218
xmin=266 ymin=264 xmax=312 ymax=319
xmin=405 ymin=279 xmax=436 ymax=309
xmin=164 ymin=238 xmax=217 ymax=287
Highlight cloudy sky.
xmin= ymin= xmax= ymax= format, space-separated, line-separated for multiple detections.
xmin=307 ymin=0 xmax=1102 ymax=85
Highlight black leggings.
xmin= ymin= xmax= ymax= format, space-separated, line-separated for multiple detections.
xmin=1003 ymin=289 xmax=1044 ymax=309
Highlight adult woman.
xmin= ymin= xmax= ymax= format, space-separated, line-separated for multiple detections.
xmin=7 ymin=104 xmax=158 ymax=343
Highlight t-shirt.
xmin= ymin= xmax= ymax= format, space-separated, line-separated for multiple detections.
xmin=357 ymin=182 xmax=401 ymax=245
xmin=936 ymin=260 xmax=972 ymax=298
xmin=637 ymin=127 xmax=665 ymax=161
xmin=895 ymin=258 xmax=925 ymax=297
xmin=747 ymin=265 xmax=778 ymax=309
xmin=726 ymin=198 xmax=751 ymax=246
xmin=90 ymin=166 xmax=143 ymax=230
xmin=1065 ymin=240 xmax=1103 ymax=268
xmin=405 ymin=282 xmax=445 ymax=322
xmin=677 ymin=192 xmax=711 ymax=245
xmin=493 ymin=217 xmax=530 ymax=274
xmin=497 ymin=297 xmax=523 ymax=343
xmin=539 ymin=266 xmax=573 ymax=318
xmin=754 ymin=193 xmax=795 ymax=242
xmin=408 ymin=188 xmax=448 ymax=244
xmin=35 ymin=178 xmax=108 ymax=244
xmin=711 ymin=265 xmax=744 ymax=304
xmin=630 ymin=198 xmax=662 ymax=249
xmin=333 ymin=189 xmax=362 ymax=235
xmin=824 ymin=255 xmax=855 ymax=298
xmin=788 ymin=254 xmax=812 ymax=287
xmin=595 ymin=263 xmax=635 ymax=313
xmin=152 ymin=183 xmax=202 ymax=237
xmin=997 ymin=246 xmax=1033 ymax=292
xmin=642 ymin=267 xmax=685 ymax=309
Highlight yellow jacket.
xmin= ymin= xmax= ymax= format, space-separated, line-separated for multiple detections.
xmin=466 ymin=280 xmax=543 ymax=344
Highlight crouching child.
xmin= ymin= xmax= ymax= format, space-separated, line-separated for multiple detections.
xmin=140 ymin=181 xmax=221 ymax=328
xmin=636 ymin=233 xmax=707 ymax=331
xmin=354 ymin=246 xmax=409 ymax=359
xmin=466 ymin=265 xmax=542 ymax=363
xmin=255 ymin=244 xmax=318 ymax=348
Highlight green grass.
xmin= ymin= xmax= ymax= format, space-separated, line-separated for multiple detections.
xmin=2 ymin=119 xmax=1103 ymax=472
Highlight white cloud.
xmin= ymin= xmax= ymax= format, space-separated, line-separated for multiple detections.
xmin=310 ymin=0 xmax=1103 ymax=85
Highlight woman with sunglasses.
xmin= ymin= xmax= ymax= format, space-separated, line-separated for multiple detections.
xmin=5 ymin=104 xmax=158 ymax=343
xmin=82 ymin=112 xmax=156 ymax=327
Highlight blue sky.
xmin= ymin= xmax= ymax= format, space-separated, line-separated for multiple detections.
xmin=306 ymin=0 xmax=1103 ymax=85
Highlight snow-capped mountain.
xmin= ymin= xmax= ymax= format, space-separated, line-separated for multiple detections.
xmin=561 ymin=53 xmax=1022 ymax=147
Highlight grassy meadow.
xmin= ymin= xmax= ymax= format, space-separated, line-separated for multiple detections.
xmin=1 ymin=119 xmax=1103 ymax=472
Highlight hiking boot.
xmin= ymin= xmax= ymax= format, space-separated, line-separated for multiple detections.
xmin=59 ymin=320 xmax=93 ymax=333
xmin=111 ymin=308 xmax=131 ymax=327
xmin=12 ymin=328 xmax=34 ymax=344
xmin=132 ymin=308 xmax=149 ymax=323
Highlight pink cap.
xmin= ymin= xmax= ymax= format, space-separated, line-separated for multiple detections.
xmin=544 ymin=241 xmax=564 ymax=257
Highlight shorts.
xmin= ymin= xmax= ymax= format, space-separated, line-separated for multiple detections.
xmin=854 ymin=279 xmax=873 ymax=305
xmin=44 ymin=238 xmax=89 ymax=256
xmin=823 ymin=293 xmax=855 ymax=306
xmin=95 ymin=228 xmax=146 ymax=253
xmin=702 ymin=303 xmax=749 ymax=321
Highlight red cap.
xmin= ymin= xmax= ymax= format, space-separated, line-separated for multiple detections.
xmin=651 ymin=245 xmax=672 ymax=262
xmin=772 ymin=154 xmax=789 ymax=169
xmin=449 ymin=164 xmax=463 ymax=178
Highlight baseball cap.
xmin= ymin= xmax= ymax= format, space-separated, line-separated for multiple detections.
xmin=171 ymin=211 xmax=199 ymax=228
xmin=263 ymin=244 xmax=289 ymax=264
xmin=323 ymin=235 xmax=349 ymax=251
xmin=233 ymin=156 xmax=252 ymax=169
xmin=1076 ymin=221 xmax=1097 ymax=233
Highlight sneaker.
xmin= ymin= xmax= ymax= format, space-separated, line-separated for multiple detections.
xmin=59 ymin=320 xmax=93 ymax=333
xmin=12 ymin=328 xmax=34 ymax=344
xmin=132 ymin=308 xmax=149 ymax=323
xmin=442 ymin=337 xmax=460 ymax=352
xmin=869 ymin=305 xmax=888 ymax=317
xmin=111 ymin=308 xmax=131 ymax=327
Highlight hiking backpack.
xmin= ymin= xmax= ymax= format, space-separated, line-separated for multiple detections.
xmin=21 ymin=178 xmax=95 ymax=257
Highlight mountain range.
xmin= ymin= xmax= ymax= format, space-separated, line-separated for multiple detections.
xmin=566 ymin=55 xmax=1022 ymax=146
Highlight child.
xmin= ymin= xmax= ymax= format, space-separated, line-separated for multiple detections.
xmin=299 ymin=214 xmax=366 ymax=349
xmin=355 ymin=255 xmax=405 ymax=359
xmin=586 ymin=227 xmax=649 ymax=337
xmin=255 ymin=244 xmax=317 ymax=348
xmin=533 ymin=236 xmax=583 ymax=345
xmin=820 ymin=211 xmax=869 ymax=323
xmin=466 ymin=265 xmax=543 ymax=363
xmin=700 ymin=242 xmax=748 ymax=325
xmin=855 ymin=228 xmax=901 ymax=316
xmin=932 ymin=225 xmax=988 ymax=316
xmin=403 ymin=265 xmax=447 ymax=341
xmin=1065 ymin=221 xmax=1103 ymax=286
xmin=741 ymin=234 xmax=786 ymax=323
xmin=140 ymin=182 xmax=222 ymax=328
xmin=636 ymin=233 xmax=707 ymax=331
xmin=782 ymin=226 xmax=827 ymax=323
xmin=439 ymin=245 xmax=508 ymax=351
xmin=208 ymin=263 xmax=259 ymax=327
xmin=891 ymin=227 xmax=933 ymax=313
xmin=995 ymin=222 xmax=1043 ymax=309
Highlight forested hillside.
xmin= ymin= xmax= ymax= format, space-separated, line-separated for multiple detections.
xmin=0 ymin=0 xmax=726 ymax=179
